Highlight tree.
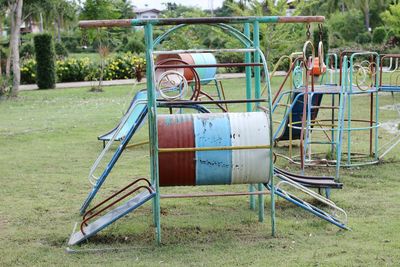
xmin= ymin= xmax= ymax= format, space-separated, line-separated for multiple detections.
xmin=118 ymin=0 xmax=134 ymax=19
xmin=8 ymin=0 xmax=23 ymax=97
xmin=328 ymin=9 xmax=365 ymax=41
xmin=80 ymin=0 xmax=121 ymax=20
xmin=381 ymin=3 xmax=400 ymax=37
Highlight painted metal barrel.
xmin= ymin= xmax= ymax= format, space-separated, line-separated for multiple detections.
xmin=155 ymin=53 xmax=217 ymax=85
xmin=158 ymin=112 xmax=272 ymax=186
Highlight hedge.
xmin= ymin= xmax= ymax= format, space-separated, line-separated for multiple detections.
xmin=21 ymin=53 xmax=146 ymax=84
xmin=34 ymin=33 xmax=56 ymax=89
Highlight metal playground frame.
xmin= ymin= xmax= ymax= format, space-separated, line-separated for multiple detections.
xmin=67 ymin=16 xmax=350 ymax=247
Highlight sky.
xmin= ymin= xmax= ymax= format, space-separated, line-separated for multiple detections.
xmin=132 ymin=0 xmax=226 ymax=10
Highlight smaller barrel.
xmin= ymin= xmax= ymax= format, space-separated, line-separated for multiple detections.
xmin=155 ymin=53 xmax=217 ymax=85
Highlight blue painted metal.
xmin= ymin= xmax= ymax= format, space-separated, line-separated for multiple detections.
xmin=190 ymin=53 xmax=207 ymax=82
xmin=380 ymin=86 xmax=400 ymax=91
xmin=203 ymin=53 xmax=217 ymax=82
xmin=274 ymin=92 xmax=323 ymax=141
xmin=264 ymin=182 xmax=348 ymax=230
xmin=70 ymin=187 xmax=155 ymax=245
xmin=98 ymin=90 xmax=148 ymax=141
xmin=80 ymin=104 xmax=148 ymax=215
xmin=193 ymin=113 xmax=232 ymax=185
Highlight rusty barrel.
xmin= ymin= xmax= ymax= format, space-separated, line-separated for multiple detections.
xmin=156 ymin=53 xmax=217 ymax=85
xmin=158 ymin=112 xmax=271 ymax=186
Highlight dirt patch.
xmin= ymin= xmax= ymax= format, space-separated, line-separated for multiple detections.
xmin=380 ymin=120 xmax=400 ymax=134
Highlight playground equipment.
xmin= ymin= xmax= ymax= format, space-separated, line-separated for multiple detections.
xmin=272 ymin=41 xmax=393 ymax=172
xmin=98 ymin=53 xmax=225 ymax=146
xmin=378 ymin=54 xmax=400 ymax=159
xmin=68 ymin=16 xmax=349 ymax=246
xmin=271 ymin=26 xmax=347 ymax=179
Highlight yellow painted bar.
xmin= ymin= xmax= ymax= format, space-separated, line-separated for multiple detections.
xmin=126 ymin=140 xmax=149 ymax=149
xmin=158 ymin=145 xmax=271 ymax=153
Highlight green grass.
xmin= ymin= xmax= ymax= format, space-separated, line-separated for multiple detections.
xmin=0 ymin=79 xmax=399 ymax=266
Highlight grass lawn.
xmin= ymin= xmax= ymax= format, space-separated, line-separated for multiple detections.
xmin=0 ymin=78 xmax=399 ymax=266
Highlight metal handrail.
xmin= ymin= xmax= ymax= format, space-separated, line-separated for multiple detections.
xmin=81 ymin=179 xmax=153 ymax=235
xmin=275 ymin=174 xmax=348 ymax=224
xmin=83 ymin=177 xmax=151 ymax=221
xmin=88 ymin=99 xmax=148 ymax=185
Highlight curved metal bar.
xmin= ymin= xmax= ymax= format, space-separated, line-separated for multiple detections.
xmin=83 ymin=177 xmax=152 ymax=221
xmin=81 ymin=185 xmax=153 ymax=235
xmin=152 ymin=23 xmax=253 ymax=48
xmin=153 ymin=24 xmax=186 ymax=47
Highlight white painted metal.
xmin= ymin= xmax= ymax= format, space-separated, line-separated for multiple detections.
xmin=229 ymin=112 xmax=271 ymax=184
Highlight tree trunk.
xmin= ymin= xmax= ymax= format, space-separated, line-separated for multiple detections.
xmin=10 ymin=0 xmax=23 ymax=97
xmin=39 ymin=12 xmax=43 ymax=33
xmin=6 ymin=6 xmax=14 ymax=79
xmin=0 ymin=22 xmax=2 ymax=75
xmin=56 ymin=15 xmax=61 ymax=42
xmin=362 ymin=1 xmax=370 ymax=31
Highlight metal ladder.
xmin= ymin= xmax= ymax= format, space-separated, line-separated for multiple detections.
xmin=80 ymin=100 xmax=148 ymax=215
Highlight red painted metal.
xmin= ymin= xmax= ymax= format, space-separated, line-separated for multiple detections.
xmin=80 ymin=182 xmax=153 ymax=235
xmin=158 ymin=114 xmax=196 ymax=186
xmin=82 ymin=177 xmax=151 ymax=221
xmin=156 ymin=58 xmax=201 ymax=100
xmin=156 ymin=54 xmax=195 ymax=81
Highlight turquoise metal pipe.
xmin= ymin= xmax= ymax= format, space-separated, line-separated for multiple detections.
xmin=153 ymin=23 xmax=253 ymax=49
xmin=144 ymin=23 xmax=161 ymax=245
xmin=347 ymin=52 xmax=380 ymax=166
xmin=253 ymin=20 xmax=265 ymax=223
xmin=244 ymin=23 xmax=256 ymax=210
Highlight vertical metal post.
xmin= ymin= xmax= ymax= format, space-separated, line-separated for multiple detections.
xmin=144 ymin=23 xmax=161 ymax=245
xmin=336 ymin=56 xmax=347 ymax=181
xmin=253 ymin=21 xmax=265 ymax=223
xmin=244 ymin=22 xmax=256 ymax=211
xmin=374 ymin=56 xmax=380 ymax=161
xmin=347 ymin=57 xmax=353 ymax=166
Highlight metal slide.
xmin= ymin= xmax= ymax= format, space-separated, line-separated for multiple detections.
xmin=98 ymin=90 xmax=148 ymax=146
xmin=80 ymin=98 xmax=148 ymax=215
xmin=265 ymin=172 xmax=349 ymax=230
xmin=274 ymin=91 xmax=323 ymax=141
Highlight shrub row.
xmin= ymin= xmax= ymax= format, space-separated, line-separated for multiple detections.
xmin=20 ymin=52 xmax=146 ymax=84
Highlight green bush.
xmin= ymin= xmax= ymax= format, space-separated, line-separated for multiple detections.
xmin=61 ymin=36 xmax=80 ymax=52
xmin=20 ymin=53 xmax=146 ymax=84
xmin=34 ymin=34 xmax=56 ymax=89
xmin=328 ymin=10 xmax=365 ymax=42
xmin=356 ymin=32 xmax=372 ymax=44
xmin=215 ymin=52 xmax=245 ymax=73
xmin=56 ymin=57 xmax=94 ymax=82
xmin=0 ymin=75 xmax=11 ymax=97
xmin=20 ymin=42 xmax=35 ymax=58
xmin=372 ymin=27 xmax=387 ymax=44
xmin=20 ymin=58 xmax=37 ymax=84
xmin=103 ymin=53 xmax=142 ymax=80
xmin=55 ymin=42 xmax=69 ymax=58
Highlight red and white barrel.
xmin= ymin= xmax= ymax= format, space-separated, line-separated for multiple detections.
xmin=157 ymin=112 xmax=272 ymax=186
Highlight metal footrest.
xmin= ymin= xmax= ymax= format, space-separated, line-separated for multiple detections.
xmin=265 ymin=174 xmax=349 ymax=230
xmin=69 ymin=180 xmax=155 ymax=245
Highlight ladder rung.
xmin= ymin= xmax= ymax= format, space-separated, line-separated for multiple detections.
xmin=306 ymin=141 xmax=336 ymax=145
xmin=311 ymin=105 xmax=339 ymax=109
xmin=277 ymin=103 xmax=291 ymax=107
